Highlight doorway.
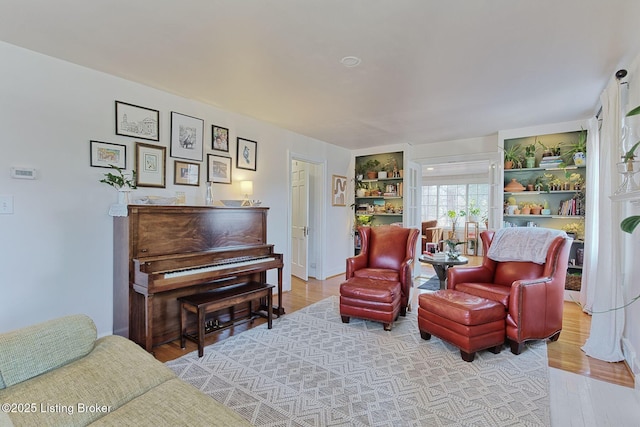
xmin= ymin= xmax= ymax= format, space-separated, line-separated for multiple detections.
xmin=290 ymin=155 xmax=325 ymax=281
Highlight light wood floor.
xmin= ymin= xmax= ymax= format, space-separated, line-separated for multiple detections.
xmin=154 ymin=256 xmax=634 ymax=389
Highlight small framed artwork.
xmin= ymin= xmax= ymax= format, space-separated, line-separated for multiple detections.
xmin=236 ymin=137 xmax=257 ymax=171
xmin=332 ymin=175 xmax=347 ymax=206
xmin=174 ymin=160 xmax=200 ymax=186
xmin=208 ymin=154 xmax=232 ymax=184
xmin=90 ymin=140 xmax=126 ymax=168
xmin=426 ymin=242 xmax=437 ymax=254
xmin=136 ymin=142 xmax=166 ymax=188
xmin=115 ymin=101 xmax=159 ymax=141
xmin=212 ymin=125 xmax=229 ymax=152
xmin=170 ymin=111 xmax=204 ymax=161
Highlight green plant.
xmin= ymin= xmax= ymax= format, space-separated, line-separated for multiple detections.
xmin=503 ymin=144 xmax=523 ymax=167
xmin=468 ymin=200 xmax=481 ymax=217
xmin=363 ymin=159 xmax=381 ymax=172
xmin=534 ymin=173 xmax=553 ymax=192
xmin=355 ymin=162 xmax=367 ymax=176
xmin=100 ymin=165 xmax=136 ymax=190
xmin=446 ymin=209 xmax=466 ymax=233
xmin=561 ymin=130 xmax=587 ymax=163
xmin=537 ymin=139 xmax=561 ymax=156
xmin=620 ymin=106 xmax=640 ymax=234
xmin=524 ymin=143 xmax=536 ymax=158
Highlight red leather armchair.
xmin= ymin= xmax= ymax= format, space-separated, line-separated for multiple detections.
xmin=346 ymin=226 xmax=420 ymax=315
xmin=447 ymin=230 xmax=571 ymax=355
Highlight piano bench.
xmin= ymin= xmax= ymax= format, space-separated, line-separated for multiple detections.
xmin=178 ymin=282 xmax=274 ymax=357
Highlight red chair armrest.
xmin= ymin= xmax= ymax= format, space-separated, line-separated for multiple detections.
xmin=447 ymin=265 xmax=494 ymax=289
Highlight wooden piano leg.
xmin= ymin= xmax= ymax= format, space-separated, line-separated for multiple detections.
xmin=272 ymin=266 xmax=286 ymax=317
xmin=267 ymin=291 xmax=273 ymax=329
xmin=197 ymin=307 xmax=205 ymax=358
xmin=179 ymin=302 xmax=187 ymax=350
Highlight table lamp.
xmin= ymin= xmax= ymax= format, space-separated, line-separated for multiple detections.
xmin=240 ymin=180 xmax=253 ymax=206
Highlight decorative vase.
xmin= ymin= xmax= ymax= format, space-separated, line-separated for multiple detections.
xmin=522 ymin=207 xmax=531 ymax=215
xmin=573 ymin=152 xmax=586 ymax=166
xmin=525 ymin=157 xmax=536 ymax=168
xmin=356 ymin=188 xmax=366 ymax=197
xmin=615 ymin=161 xmax=640 ymax=194
xmin=205 ymin=182 xmax=214 ymax=205
xmin=531 ymin=206 xmax=541 ymax=215
xmin=378 ymin=171 xmax=387 ymax=179
xmin=504 ymin=178 xmax=525 ymax=192
xmin=117 ymin=189 xmax=131 ymax=205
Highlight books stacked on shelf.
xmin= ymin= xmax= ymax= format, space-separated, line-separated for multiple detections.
xmin=539 ymin=156 xmax=563 ymax=168
xmin=559 ymin=197 xmax=584 ymax=216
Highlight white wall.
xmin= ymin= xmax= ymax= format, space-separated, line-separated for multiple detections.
xmin=0 ymin=41 xmax=352 ymax=336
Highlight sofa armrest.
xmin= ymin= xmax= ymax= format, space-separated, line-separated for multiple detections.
xmin=0 ymin=314 xmax=96 ymax=389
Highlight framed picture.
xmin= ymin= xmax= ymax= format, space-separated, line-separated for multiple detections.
xmin=236 ymin=137 xmax=257 ymax=171
xmin=174 ymin=160 xmax=200 ymax=186
xmin=136 ymin=142 xmax=166 ymax=188
xmin=332 ymin=175 xmax=347 ymax=206
xmin=212 ymin=125 xmax=229 ymax=152
xmin=170 ymin=111 xmax=204 ymax=161
xmin=115 ymin=101 xmax=159 ymax=141
xmin=90 ymin=140 xmax=126 ymax=168
xmin=208 ymin=154 xmax=232 ymax=184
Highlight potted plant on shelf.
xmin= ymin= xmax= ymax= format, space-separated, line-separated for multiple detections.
xmin=503 ymin=145 xmax=523 ymax=169
xmin=355 ymin=162 xmax=366 ymax=181
xmin=537 ymin=139 xmax=561 ymax=157
xmin=363 ymin=159 xmax=380 ymax=180
xmin=468 ymin=200 xmax=481 ymax=221
xmin=100 ymin=165 xmax=136 ymax=205
xmin=561 ymin=129 xmax=587 ymax=166
xmin=524 ymin=143 xmax=537 ymax=168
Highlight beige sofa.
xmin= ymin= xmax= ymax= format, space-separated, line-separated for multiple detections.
xmin=0 ymin=315 xmax=251 ymax=426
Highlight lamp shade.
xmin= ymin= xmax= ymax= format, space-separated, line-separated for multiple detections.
xmin=240 ymin=180 xmax=253 ymax=196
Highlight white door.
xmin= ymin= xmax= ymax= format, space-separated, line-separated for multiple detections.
xmin=291 ymin=160 xmax=309 ymax=280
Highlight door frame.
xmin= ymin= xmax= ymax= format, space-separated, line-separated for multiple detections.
xmin=287 ymin=151 xmax=327 ymax=280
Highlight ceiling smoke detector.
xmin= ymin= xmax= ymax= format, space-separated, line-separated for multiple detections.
xmin=340 ymin=56 xmax=361 ymax=68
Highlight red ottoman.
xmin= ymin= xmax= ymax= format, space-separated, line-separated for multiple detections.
xmin=418 ymin=290 xmax=506 ymax=362
xmin=340 ymin=277 xmax=401 ymax=331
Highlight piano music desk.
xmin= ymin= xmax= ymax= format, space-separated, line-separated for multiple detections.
xmin=179 ymin=282 xmax=274 ymax=357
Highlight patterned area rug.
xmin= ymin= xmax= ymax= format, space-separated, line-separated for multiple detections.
xmin=167 ymin=296 xmax=550 ymax=426
xmin=417 ymin=276 xmax=440 ymax=291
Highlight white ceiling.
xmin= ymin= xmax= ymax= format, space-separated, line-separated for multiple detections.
xmin=2 ymin=0 xmax=640 ymax=151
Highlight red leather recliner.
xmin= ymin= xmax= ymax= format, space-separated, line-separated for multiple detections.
xmin=447 ymin=230 xmax=571 ymax=354
xmin=346 ymin=226 xmax=420 ymax=315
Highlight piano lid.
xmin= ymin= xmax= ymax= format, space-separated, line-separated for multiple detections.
xmin=126 ymin=205 xmax=269 ymax=258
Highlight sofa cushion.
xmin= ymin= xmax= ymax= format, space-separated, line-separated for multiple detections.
xmin=89 ymin=378 xmax=252 ymax=426
xmin=0 ymin=314 xmax=96 ymax=389
xmin=0 ymin=335 xmax=176 ymax=426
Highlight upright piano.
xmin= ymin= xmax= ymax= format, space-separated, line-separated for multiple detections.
xmin=113 ymin=205 xmax=284 ymax=351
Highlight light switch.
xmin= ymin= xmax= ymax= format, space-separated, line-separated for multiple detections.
xmin=0 ymin=195 xmax=14 ymax=214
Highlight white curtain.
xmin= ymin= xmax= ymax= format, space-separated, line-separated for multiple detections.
xmin=581 ymin=78 xmax=625 ymax=362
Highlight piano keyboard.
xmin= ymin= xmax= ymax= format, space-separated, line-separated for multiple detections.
xmin=164 ymin=256 xmax=276 ymax=279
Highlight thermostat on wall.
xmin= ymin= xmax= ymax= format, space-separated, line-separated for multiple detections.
xmin=10 ymin=167 xmax=37 ymax=179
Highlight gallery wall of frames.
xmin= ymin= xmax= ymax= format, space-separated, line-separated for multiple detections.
xmin=89 ymin=100 xmax=258 ymax=189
